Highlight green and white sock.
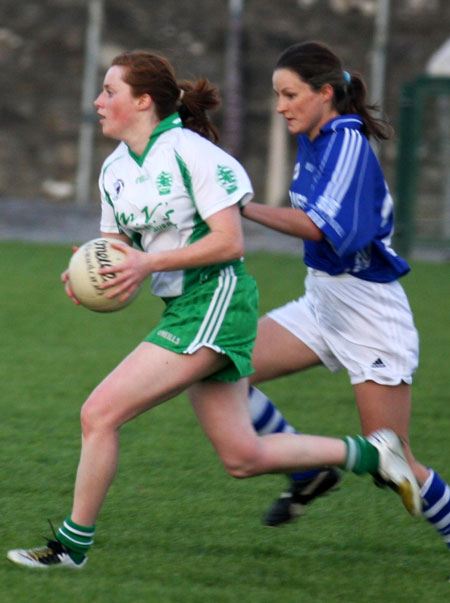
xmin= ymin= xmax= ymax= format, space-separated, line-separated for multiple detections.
xmin=342 ymin=435 xmax=379 ymax=475
xmin=57 ymin=517 xmax=95 ymax=564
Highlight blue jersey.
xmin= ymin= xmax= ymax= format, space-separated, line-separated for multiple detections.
xmin=289 ymin=115 xmax=410 ymax=282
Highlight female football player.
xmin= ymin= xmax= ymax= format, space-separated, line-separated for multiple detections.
xmin=242 ymin=41 xmax=450 ymax=553
xmin=8 ymin=48 xmax=419 ymax=569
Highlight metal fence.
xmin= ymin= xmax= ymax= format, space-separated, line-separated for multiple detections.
xmin=394 ymin=75 xmax=450 ymax=259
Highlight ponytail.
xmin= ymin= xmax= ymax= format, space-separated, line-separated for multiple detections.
xmin=337 ymin=72 xmax=392 ymax=141
xmin=177 ymin=79 xmax=221 ymax=142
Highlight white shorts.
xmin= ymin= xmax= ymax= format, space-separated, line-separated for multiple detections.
xmin=267 ymin=268 xmax=419 ymax=386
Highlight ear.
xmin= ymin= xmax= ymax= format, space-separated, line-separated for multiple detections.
xmin=320 ymin=83 xmax=335 ymax=103
xmin=136 ymin=93 xmax=152 ymax=111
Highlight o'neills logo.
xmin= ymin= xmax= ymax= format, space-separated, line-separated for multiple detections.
xmin=84 ymin=240 xmax=117 ymax=294
xmin=157 ymin=329 xmax=181 ymax=345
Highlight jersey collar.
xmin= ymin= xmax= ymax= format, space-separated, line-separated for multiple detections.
xmin=127 ymin=112 xmax=183 ymax=165
xmin=321 ymin=114 xmax=363 ymax=133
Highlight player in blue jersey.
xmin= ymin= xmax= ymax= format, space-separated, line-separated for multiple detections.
xmin=242 ymin=41 xmax=450 ymax=552
xmin=7 ymin=49 xmax=420 ymax=569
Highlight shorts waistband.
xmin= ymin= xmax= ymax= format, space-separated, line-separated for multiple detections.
xmin=307 ymin=267 xmax=353 ymax=279
xmin=307 ymin=267 xmax=333 ymax=278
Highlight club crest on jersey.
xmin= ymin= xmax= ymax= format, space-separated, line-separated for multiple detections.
xmin=113 ymin=179 xmax=124 ymax=201
xmin=136 ymin=174 xmax=149 ymax=184
xmin=216 ymin=165 xmax=238 ymax=194
xmin=156 ymin=171 xmax=173 ymax=195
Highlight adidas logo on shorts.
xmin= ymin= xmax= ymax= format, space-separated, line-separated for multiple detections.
xmin=371 ymin=357 xmax=386 ymax=368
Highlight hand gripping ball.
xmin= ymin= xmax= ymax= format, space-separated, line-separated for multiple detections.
xmin=68 ymin=238 xmax=140 ymax=312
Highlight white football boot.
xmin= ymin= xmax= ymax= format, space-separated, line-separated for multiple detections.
xmin=367 ymin=428 xmax=421 ymax=517
xmin=7 ymin=539 xmax=86 ymax=569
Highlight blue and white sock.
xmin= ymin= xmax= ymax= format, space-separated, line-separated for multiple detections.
xmin=421 ymin=469 xmax=450 ymax=550
xmin=249 ymin=386 xmax=319 ymax=481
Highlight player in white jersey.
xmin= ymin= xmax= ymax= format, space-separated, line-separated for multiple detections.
xmin=99 ymin=114 xmax=255 ymax=299
xmin=242 ymin=42 xmax=450 ymax=554
xmin=8 ymin=49 xmax=420 ymax=569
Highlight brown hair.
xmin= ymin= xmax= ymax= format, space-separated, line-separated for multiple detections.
xmin=275 ymin=41 xmax=391 ymax=141
xmin=111 ymin=50 xmax=221 ymax=142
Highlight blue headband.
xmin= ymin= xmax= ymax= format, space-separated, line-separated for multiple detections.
xmin=343 ymin=70 xmax=351 ymax=85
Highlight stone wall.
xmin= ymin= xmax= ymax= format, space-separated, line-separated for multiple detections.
xmin=1 ymin=0 xmax=449 ymax=204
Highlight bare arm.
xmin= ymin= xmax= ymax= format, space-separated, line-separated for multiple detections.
xmin=241 ymin=201 xmax=323 ymax=241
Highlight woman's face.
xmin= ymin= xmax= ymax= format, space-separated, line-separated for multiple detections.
xmin=272 ymin=68 xmax=337 ymax=140
xmin=94 ymin=65 xmax=141 ymax=141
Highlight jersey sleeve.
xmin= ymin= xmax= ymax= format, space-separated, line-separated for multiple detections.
xmin=305 ymin=130 xmax=383 ymax=257
xmin=180 ymin=137 xmax=254 ymax=220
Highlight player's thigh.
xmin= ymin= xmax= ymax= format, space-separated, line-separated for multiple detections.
xmin=250 ymin=316 xmax=321 ymax=385
xmin=84 ymin=342 xmax=229 ymax=428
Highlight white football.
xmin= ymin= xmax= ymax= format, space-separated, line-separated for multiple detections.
xmin=68 ymin=237 xmax=140 ymax=313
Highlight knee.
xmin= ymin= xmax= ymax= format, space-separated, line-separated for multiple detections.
xmin=80 ymin=400 xmax=97 ymax=437
xmin=80 ymin=394 xmax=111 ymax=437
xmin=220 ymin=445 xmax=263 ymax=479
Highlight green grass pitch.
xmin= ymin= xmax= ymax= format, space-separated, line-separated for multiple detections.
xmin=1 ymin=241 xmax=449 ymax=602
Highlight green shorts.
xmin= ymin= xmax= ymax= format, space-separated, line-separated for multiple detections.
xmin=144 ymin=263 xmax=259 ymax=382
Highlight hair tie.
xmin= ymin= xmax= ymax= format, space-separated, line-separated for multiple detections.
xmin=343 ymin=71 xmax=351 ymax=85
xmin=178 ymin=89 xmax=185 ymax=102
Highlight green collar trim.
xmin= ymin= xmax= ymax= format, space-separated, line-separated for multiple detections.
xmin=127 ymin=113 xmax=183 ymax=166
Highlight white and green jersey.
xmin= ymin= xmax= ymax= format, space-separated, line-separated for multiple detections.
xmin=99 ymin=113 xmax=253 ymax=297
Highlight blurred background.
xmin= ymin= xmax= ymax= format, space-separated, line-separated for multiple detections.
xmin=0 ymin=0 xmax=449 ymax=259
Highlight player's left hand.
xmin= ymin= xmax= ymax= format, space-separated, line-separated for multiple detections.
xmin=98 ymin=243 xmax=152 ymax=301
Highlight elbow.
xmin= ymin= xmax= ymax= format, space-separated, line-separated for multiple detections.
xmin=229 ymin=239 xmax=245 ymax=260
xmin=308 ymin=223 xmax=324 ymax=242
xmin=292 ymin=211 xmax=324 ymax=241
xmin=223 ymin=232 xmax=244 ymax=260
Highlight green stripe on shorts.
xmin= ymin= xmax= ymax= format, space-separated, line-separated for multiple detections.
xmin=144 ymin=263 xmax=259 ymax=382
xmin=185 ymin=265 xmax=237 ymax=354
